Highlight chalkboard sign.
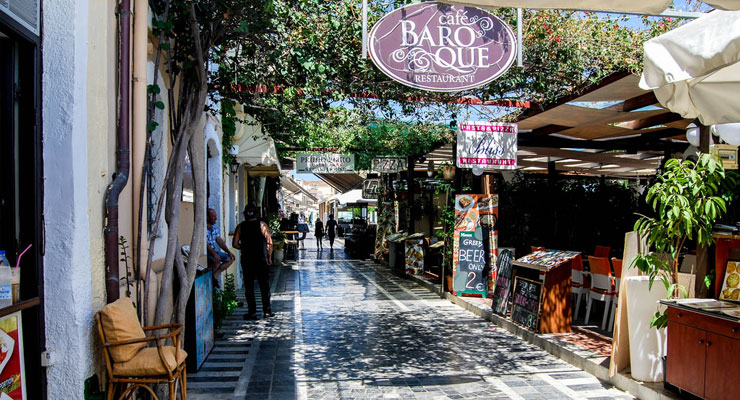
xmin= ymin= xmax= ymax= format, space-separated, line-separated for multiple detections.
xmin=511 ymin=277 xmax=543 ymax=332
xmin=492 ymin=249 xmax=514 ymax=316
xmin=453 ymin=231 xmax=487 ymax=295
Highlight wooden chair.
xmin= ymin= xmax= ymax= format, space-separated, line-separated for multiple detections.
xmin=608 ymin=258 xmax=623 ymax=332
xmin=96 ymin=298 xmax=187 ymax=400
xmin=585 ymin=256 xmax=616 ymax=331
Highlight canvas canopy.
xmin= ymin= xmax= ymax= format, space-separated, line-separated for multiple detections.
xmin=441 ymin=0 xmax=740 ymax=14
xmin=232 ymin=106 xmax=281 ymax=177
xmin=639 ymin=10 xmax=740 ymax=125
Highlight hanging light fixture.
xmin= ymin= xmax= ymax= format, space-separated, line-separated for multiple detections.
xmin=472 ymin=166 xmax=484 ymax=176
xmin=715 ymin=123 xmax=740 ymax=146
xmin=685 ymin=123 xmax=700 ymax=147
xmin=229 ymin=160 xmax=240 ymax=174
xmin=427 ymin=159 xmax=434 ymax=177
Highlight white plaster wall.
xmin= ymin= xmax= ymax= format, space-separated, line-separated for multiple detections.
xmin=42 ymin=0 xmax=94 ymax=397
xmin=206 ymin=116 xmax=223 ymax=216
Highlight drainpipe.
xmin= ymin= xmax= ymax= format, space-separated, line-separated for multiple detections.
xmin=105 ymin=0 xmax=132 ymax=303
xmin=132 ymin=0 xmax=148 ymax=278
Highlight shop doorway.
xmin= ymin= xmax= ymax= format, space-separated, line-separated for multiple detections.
xmin=0 ymin=15 xmax=45 ymax=399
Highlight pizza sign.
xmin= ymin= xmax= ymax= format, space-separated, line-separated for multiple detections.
xmin=372 ymin=157 xmax=407 ymax=173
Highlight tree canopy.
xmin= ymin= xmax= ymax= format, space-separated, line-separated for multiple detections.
xmin=212 ymin=1 xmax=679 ymax=160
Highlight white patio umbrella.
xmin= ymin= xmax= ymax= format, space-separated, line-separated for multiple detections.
xmin=442 ymin=1 xmax=740 ymax=14
xmin=639 ymin=10 xmax=740 ymax=125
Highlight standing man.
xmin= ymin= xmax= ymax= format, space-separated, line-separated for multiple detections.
xmin=233 ymin=204 xmax=274 ymax=320
xmin=207 ymin=208 xmax=235 ymax=282
xmin=326 ymin=214 xmax=338 ymax=250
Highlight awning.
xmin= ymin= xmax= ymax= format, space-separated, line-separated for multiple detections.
xmin=639 ymin=10 xmax=740 ymax=125
xmin=280 ymin=176 xmax=318 ymax=202
xmin=315 ymin=173 xmax=365 ymax=193
xmin=440 ymin=1 xmax=740 ymax=14
xmin=327 ymin=189 xmax=377 ymax=207
xmin=232 ymin=105 xmax=281 ymax=177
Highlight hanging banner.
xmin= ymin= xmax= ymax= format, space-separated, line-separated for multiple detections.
xmin=452 ymin=194 xmax=498 ymax=297
xmin=296 ymin=153 xmax=355 ymax=174
xmin=371 ymin=157 xmax=407 ymax=173
xmin=368 ymin=2 xmax=517 ymax=92
xmin=456 ymin=121 xmax=518 ymax=169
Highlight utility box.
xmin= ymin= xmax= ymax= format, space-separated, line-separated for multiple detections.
xmin=711 ymin=144 xmax=738 ymax=170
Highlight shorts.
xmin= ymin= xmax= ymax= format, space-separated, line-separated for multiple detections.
xmin=208 ymin=250 xmax=229 ymax=263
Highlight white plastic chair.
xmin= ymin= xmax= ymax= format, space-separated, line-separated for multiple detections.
xmin=572 ymin=268 xmax=587 ymax=319
xmin=585 ymin=256 xmax=615 ymax=330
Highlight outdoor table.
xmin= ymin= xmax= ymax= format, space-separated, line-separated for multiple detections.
xmin=283 ymin=231 xmax=300 ymax=261
xmin=512 ymin=249 xmax=582 ymax=333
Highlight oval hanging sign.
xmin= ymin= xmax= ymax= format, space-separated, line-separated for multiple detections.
xmin=368 ymin=2 xmax=517 ymax=92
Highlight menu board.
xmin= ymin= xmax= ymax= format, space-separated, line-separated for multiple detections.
xmin=0 ymin=312 xmax=26 ymax=399
xmin=405 ymin=239 xmax=424 ymax=275
xmin=719 ymin=260 xmax=740 ymax=301
xmin=511 ymin=277 xmax=543 ymax=332
xmin=492 ymin=249 xmax=514 ymax=316
xmin=516 ymin=249 xmax=580 ymax=271
xmin=374 ymin=202 xmax=396 ymax=260
xmin=452 ymin=194 xmax=498 ymax=296
xmin=453 ymin=231 xmax=487 ymax=293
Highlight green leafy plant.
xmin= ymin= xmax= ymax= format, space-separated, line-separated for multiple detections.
xmin=213 ymin=272 xmax=239 ymax=332
xmin=434 ymin=167 xmax=457 ymax=275
xmin=633 ymin=154 xmax=739 ymax=328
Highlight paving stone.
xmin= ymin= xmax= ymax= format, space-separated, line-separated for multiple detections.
xmin=188 ymin=241 xmax=635 ymax=399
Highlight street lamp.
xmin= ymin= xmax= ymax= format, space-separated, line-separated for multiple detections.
xmin=229 ymin=160 xmax=239 ymax=174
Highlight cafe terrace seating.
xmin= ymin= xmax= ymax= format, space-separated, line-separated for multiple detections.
xmin=585 ymin=256 xmax=616 ymax=331
xmin=96 ymin=297 xmax=187 ymax=400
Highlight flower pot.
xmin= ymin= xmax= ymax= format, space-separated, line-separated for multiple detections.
xmin=442 ymin=166 xmax=456 ymax=181
xmin=273 ymin=249 xmax=284 ymax=266
xmin=625 ymin=276 xmax=667 ymax=382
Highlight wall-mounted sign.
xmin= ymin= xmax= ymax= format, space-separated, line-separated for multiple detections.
xmin=371 ymin=157 xmax=407 ymax=173
xmin=456 ymin=121 xmax=518 ymax=169
xmin=362 ymin=178 xmax=381 ymax=199
xmin=296 ymin=153 xmax=355 ymax=174
xmin=368 ymin=2 xmax=517 ymax=92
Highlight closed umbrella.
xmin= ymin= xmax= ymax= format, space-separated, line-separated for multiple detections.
xmin=639 ymin=10 xmax=740 ymax=125
xmin=441 ymin=1 xmax=740 ymax=14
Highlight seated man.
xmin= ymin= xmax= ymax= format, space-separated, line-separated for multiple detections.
xmin=207 ymin=208 xmax=235 ymax=282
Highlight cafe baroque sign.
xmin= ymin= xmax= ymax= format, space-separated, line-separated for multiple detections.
xmin=368 ymin=2 xmax=517 ymax=92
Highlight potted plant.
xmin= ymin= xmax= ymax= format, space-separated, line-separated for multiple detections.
xmin=634 ymin=154 xmax=738 ymax=327
xmin=268 ymin=214 xmax=286 ymax=266
xmin=442 ymin=162 xmax=456 ymax=181
xmin=629 ymin=154 xmax=738 ymax=382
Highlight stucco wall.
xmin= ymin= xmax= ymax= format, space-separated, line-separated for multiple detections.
xmin=42 ymin=0 xmax=95 ymax=397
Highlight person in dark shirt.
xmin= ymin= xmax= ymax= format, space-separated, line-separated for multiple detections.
xmin=232 ymin=204 xmax=274 ymax=320
xmin=326 ymin=214 xmax=338 ymax=250
xmin=315 ymin=218 xmax=324 ymax=250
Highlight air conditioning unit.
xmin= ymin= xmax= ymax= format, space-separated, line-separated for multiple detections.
xmin=710 ymin=144 xmax=738 ymax=170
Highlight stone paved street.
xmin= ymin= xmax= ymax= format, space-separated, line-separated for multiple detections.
xmin=188 ymin=240 xmax=634 ymax=400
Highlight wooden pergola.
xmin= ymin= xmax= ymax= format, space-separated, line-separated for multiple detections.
xmin=418 ymin=72 xmax=693 ymax=178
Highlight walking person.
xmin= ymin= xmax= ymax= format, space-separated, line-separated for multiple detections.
xmin=315 ymin=218 xmax=324 ymax=250
xmin=326 ymin=214 xmax=337 ymax=250
xmin=232 ymin=204 xmax=275 ymax=320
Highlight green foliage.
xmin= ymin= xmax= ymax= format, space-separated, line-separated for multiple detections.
xmin=433 ymin=167 xmax=456 ymax=272
xmin=212 ymin=2 xmax=678 ymax=152
xmin=266 ymin=212 xmax=287 ymax=244
xmin=213 ymin=273 xmax=239 ymax=332
xmin=119 ymin=236 xmax=134 ymax=301
xmin=221 ymin=99 xmax=237 ymax=168
xmin=633 ymin=154 xmax=739 ymax=328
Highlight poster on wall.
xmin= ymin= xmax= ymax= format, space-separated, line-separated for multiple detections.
xmin=452 ymin=194 xmax=498 ymax=296
xmin=296 ymin=153 xmax=354 ymax=174
xmin=0 ymin=312 xmax=26 ymax=399
xmin=456 ymin=121 xmax=518 ymax=170
xmin=194 ymin=270 xmax=214 ymax=370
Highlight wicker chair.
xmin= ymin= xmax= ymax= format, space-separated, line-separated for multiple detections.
xmin=96 ymin=298 xmax=187 ymax=400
